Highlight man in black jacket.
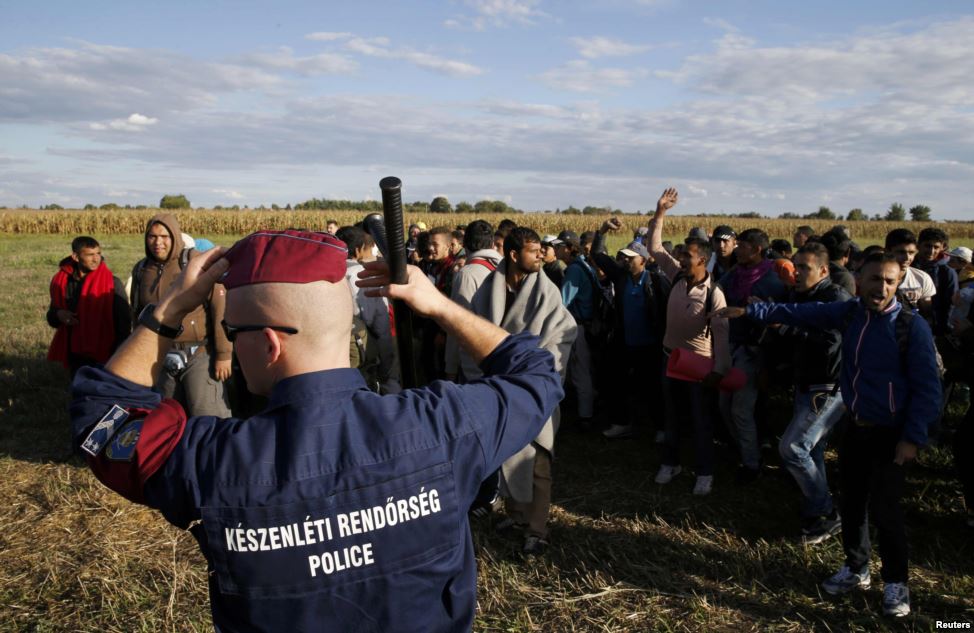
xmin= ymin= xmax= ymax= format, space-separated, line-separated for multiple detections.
xmin=590 ymin=219 xmax=670 ymax=439
xmin=773 ymin=242 xmax=852 ymax=543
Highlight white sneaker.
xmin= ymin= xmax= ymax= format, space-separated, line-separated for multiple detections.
xmin=655 ymin=465 xmax=682 ymax=484
xmin=822 ymin=565 xmax=871 ymax=595
xmin=693 ymin=475 xmax=713 ymax=496
xmin=882 ymin=582 xmax=910 ymax=617
xmin=602 ymin=424 xmax=635 ymax=439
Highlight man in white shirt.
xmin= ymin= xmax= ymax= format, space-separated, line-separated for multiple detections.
xmin=885 ymin=229 xmax=936 ymax=313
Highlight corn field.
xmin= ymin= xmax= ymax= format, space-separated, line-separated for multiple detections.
xmin=2 ymin=209 xmax=973 ymax=242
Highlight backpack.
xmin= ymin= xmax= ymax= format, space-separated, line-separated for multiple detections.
xmin=840 ymin=304 xmax=944 ymax=377
xmin=466 ymin=257 xmax=497 ymax=272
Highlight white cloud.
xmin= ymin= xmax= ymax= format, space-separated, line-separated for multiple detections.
xmin=665 ymin=16 xmax=974 ymax=105
xmin=345 ymin=38 xmax=483 ymax=76
xmin=445 ymin=0 xmax=548 ymax=30
xmin=245 ymin=47 xmax=357 ymax=75
xmin=0 ymin=42 xmax=283 ymax=124
xmin=571 ymin=36 xmax=650 ymax=59
xmin=304 ymin=31 xmax=353 ymax=41
xmin=212 ymin=188 xmax=244 ymax=200
xmin=538 ymin=60 xmax=647 ymax=92
xmin=89 ymin=113 xmax=158 ymax=132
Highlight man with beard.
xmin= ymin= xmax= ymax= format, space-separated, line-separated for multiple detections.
xmin=47 ymin=236 xmax=131 ymax=376
xmin=462 ymin=227 xmax=577 ymax=554
xmin=715 ymin=251 xmax=940 ymax=617
xmin=130 ymin=214 xmax=232 ymax=417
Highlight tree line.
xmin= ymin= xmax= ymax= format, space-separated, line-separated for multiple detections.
xmin=32 ymin=195 xmax=935 ymax=221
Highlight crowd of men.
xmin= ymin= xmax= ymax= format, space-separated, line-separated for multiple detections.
xmin=50 ymin=194 xmax=974 ymax=621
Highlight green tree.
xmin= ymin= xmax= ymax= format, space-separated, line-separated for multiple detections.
xmin=846 ymin=208 xmax=866 ymax=221
xmin=83 ymin=203 xmax=97 ymax=210
xmin=41 ymin=203 xmax=64 ymax=210
xmin=455 ymin=201 xmax=473 ymax=214
xmin=160 ymin=194 xmax=191 ymax=209
xmin=430 ymin=196 xmax=453 ymax=214
xmin=778 ymin=212 xmax=801 ymax=219
xmin=99 ymin=203 xmax=119 ymax=210
xmin=909 ymin=204 xmax=932 ymax=222
xmin=804 ymin=206 xmax=835 ymax=220
xmin=886 ymin=202 xmax=906 ymax=221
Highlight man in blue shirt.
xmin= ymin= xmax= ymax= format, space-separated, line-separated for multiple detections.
xmin=714 ymin=251 xmax=942 ymax=618
xmin=554 ymin=229 xmax=598 ymax=427
xmin=70 ymin=230 xmax=564 ymax=632
xmin=589 ymin=219 xmax=670 ymax=439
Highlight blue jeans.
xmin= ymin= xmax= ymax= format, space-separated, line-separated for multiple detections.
xmin=778 ymin=389 xmax=845 ymax=518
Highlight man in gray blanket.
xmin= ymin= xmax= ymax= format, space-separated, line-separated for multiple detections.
xmin=460 ymin=226 xmax=577 ymax=554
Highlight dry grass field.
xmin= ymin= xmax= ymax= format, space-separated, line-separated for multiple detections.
xmin=1 ymin=231 xmax=972 ymax=632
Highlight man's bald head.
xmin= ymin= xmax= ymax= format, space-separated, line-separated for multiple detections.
xmin=225 ymin=280 xmax=353 ymax=394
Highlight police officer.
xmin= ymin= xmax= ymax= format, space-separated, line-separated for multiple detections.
xmin=70 ymin=230 xmax=563 ymax=632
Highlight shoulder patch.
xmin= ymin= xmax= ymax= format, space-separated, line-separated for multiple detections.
xmin=80 ymin=405 xmax=130 ymax=457
xmin=106 ymin=419 xmax=144 ymax=462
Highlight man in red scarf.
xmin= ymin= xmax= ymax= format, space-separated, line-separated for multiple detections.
xmin=47 ymin=236 xmax=131 ymax=376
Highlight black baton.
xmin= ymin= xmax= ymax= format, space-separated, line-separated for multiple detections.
xmin=373 ymin=176 xmax=416 ymax=389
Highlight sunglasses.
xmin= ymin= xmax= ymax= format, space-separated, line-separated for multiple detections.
xmin=221 ymin=320 xmax=299 ymax=343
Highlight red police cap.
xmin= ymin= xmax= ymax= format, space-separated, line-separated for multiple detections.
xmin=221 ymin=230 xmax=348 ymax=289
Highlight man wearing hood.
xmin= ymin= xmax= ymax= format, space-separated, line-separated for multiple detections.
xmin=130 ymin=214 xmax=232 ymax=417
xmin=47 ymin=236 xmax=131 ymax=376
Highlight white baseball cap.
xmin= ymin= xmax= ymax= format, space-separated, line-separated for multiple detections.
xmin=949 ymin=246 xmax=972 ymax=264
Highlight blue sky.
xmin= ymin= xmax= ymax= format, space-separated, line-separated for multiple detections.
xmin=1 ymin=0 xmax=972 ymax=218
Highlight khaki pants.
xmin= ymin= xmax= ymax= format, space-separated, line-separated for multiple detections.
xmin=504 ymin=447 xmax=553 ymax=539
xmin=157 ymin=347 xmax=232 ymax=418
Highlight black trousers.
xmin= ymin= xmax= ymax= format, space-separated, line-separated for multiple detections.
xmin=840 ymin=423 xmax=909 ymax=583
xmin=607 ymin=343 xmax=662 ymax=429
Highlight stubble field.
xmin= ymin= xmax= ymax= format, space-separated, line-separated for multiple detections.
xmin=0 ymin=223 xmax=972 ymax=632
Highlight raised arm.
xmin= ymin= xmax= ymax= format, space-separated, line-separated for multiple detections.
xmin=646 ymin=188 xmax=681 ymax=281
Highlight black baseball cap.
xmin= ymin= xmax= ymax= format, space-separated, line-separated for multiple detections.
xmin=712 ymin=225 xmax=736 ymax=241
xmin=556 ymin=230 xmax=580 ymax=246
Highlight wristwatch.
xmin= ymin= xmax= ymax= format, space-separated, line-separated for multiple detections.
xmin=138 ymin=304 xmax=184 ymax=339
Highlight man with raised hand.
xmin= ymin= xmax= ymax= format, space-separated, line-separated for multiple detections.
xmin=713 ymin=251 xmax=942 ymax=618
xmin=70 ymin=230 xmax=564 ymax=633
xmin=646 ymin=188 xmax=731 ymax=496
xmin=590 ymin=219 xmax=670 ymax=440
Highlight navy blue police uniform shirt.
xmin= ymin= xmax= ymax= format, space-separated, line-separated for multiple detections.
xmin=70 ymin=332 xmax=563 ymax=633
